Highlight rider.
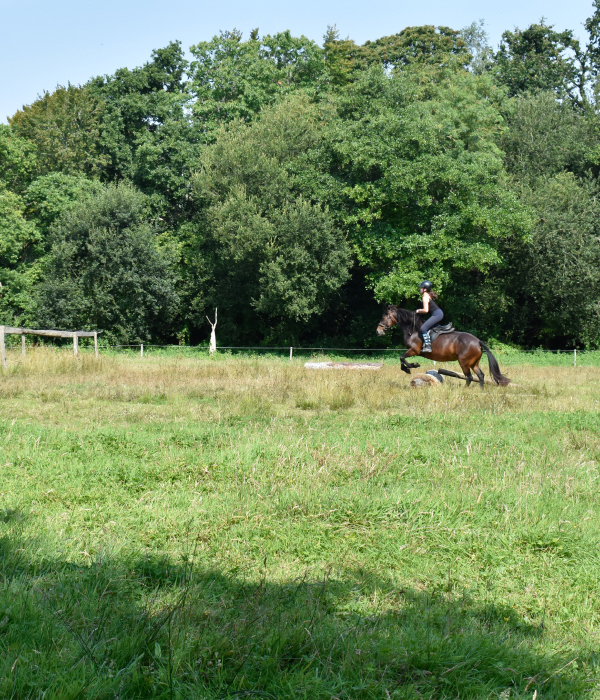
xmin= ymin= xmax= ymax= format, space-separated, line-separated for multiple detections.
xmin=416 ymin=281 xmax=443 ymax=354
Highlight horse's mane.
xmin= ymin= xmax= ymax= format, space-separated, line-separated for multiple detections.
xmin=393 ymin=306 xmax=424 ymax=330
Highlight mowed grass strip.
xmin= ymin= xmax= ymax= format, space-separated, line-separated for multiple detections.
xmin=0 ymin=350 xmax=599 ymax=699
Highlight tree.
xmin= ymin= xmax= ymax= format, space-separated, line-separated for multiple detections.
xmin=36 ymin=183 xmax=179 ymax=342
xmin=9 ymin=85 xmax=108 ymax=177
xmin=26 ymin=173 xmax=104 ymax=234
xmin=460 ymin=20 xmax=494 ymax=75
xmin=322 ymin=25 xmax=371 ymax=87
xmin=500 ymin=91 xmax=594 ymax=182
xmin=0 ymin=189 xmax=40 ymax=325
xmin=189 ymin=30 xmax=325 ymax=132
xmin=364 ymin=26 xmax=471 ymax=71
xmin=0 ymin=125 xmax=37 ymax=192
xmin=505 ymin=175 xmax=600 ymax=346
xmin=302 ymin=67 xmax=530 ymax=329
xmin=88 ymin=42 xmax=201 ymax=220
xmin=190 ymin=96 xmax=351 ymax=343
xmin=493 ymin=21 xmax=590 ymax=106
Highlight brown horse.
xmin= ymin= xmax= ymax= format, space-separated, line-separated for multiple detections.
xmin=376 ymin=306 xmax=510 ymax=388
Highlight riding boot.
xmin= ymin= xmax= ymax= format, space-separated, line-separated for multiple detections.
xmin=422 ymin=331 xmax=432 ymax=354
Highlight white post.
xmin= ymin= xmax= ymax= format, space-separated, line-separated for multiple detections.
xmin=207 ymin=308 xmax=217 ymax=354
xmin=21 ymin=333 xmax=26 ymax=357
xmin=73 ymin=333 xmax=79 ymax=357
xmin=0 ymin=326 xmax=6 ymax=370
xmin=574 ymin=349 xmax=577 ymax=367
xmin=94 ymin=332 xmax=98 ymax=359
xmin=290 ymin=346 xmax=293 ymax=361
xmin=141 ymin=343 xmax=144 ymax=358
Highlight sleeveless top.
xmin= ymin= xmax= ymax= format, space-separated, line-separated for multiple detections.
xmin=428 ymin=297 xmax=440 ymax=314
xmin=422 ymin=297 xmax=440 ymax=314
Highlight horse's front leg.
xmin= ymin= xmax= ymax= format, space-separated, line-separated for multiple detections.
xmin=404 ymin=334 xmax=422 ymax=368
xmin=400 ymin=348 xmax=420 ymax=374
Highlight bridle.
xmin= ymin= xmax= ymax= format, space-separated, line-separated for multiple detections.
xmin=377 ymin=307 xmax=419 ymax=339
xmin=377 ymin=308 xmax=398 ymax=335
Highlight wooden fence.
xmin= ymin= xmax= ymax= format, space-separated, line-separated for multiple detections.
xmin=0 ymin=326 xmax=101 ymax=369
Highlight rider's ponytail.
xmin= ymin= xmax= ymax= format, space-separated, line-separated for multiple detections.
xmin=429 ymin=290 xmax=438 ymax=301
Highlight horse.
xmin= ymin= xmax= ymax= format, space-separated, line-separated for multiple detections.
xmin=376 ymin=306 xmax=510 ymax=388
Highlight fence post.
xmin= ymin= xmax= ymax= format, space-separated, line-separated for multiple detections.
xmin=21 ymin=333 xmax=26 ymax=357
xmin=141 ymin=344 xmax=144 ymax=358
xmin=290 ymin=346 xmax=293 ymax=361
xmin=0 ymin=326 xmax=6 ymax=369
xmin=73 ymin=333 xmax=79 ymax=357
xmin=94 ymin=332 xmax=98 ymax=359
xmin=574 ymin=348 xmax=577 ymax=367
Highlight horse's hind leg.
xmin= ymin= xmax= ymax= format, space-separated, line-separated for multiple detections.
xmin=458 ymin=357 xmax=474 ymax=387
xmin=472 ymin=361 xmax=485 ymax=390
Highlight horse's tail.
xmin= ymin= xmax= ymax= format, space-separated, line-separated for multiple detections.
xmin=480 ymin=341 xmax=510 ymax=386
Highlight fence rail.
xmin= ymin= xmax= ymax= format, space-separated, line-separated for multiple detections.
xmin=98 ymin=343 xmax=585 ymax=366
xmin=0 ymin=325 xmax=101 ymax=369
xmin=0 ymin=337 xmax=588 ymax=370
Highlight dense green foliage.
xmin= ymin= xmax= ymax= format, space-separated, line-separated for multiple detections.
xmin=36 ymin=184 xmax=179 ymax=343
xmin=3 ymin=11 xmax=600 ymax=347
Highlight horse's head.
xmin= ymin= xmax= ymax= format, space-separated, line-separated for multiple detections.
xmin=376 ymin=305 xmax=397 ymax=336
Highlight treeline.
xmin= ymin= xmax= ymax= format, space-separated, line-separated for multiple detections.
xmin=2 ymin=12 xmax=600 ymax=347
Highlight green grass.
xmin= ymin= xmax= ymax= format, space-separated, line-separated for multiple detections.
xmin=0 ymin=350 xmax=599 ymax=698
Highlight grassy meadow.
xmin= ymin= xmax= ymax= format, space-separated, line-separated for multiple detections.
xmin=0 ymin=348 xmax=599 ymax=699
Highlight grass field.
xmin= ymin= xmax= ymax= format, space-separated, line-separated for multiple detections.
xmin=0 ymin=348 xmax=599 ymax=699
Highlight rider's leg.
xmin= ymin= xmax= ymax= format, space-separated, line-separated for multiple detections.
xmin=420 ymin=310 xmax=444 ymax=354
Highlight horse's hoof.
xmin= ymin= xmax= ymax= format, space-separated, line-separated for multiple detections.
xmin=401 ymin=366 xmax=411 ymax=374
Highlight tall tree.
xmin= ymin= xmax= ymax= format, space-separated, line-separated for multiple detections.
xmin=500 ymin=91 xmax=594 ymax=182
xmin=493 ymin=20 xmax=591 ymax=107
xmin=9 ymin=85 xmax=108 ymax=177
xmin=500 ymin=175 xmax=600 ymax=347
xmin=460 ymin=21 xmax=494 ymax=75
xmin=364 ymin=25 xmax=471 ymax=71
xmin=88 ymin=41 xmax=200 ymax=220
xmin=37 ymin=183 xmax=179 ymax=342
xmin=303 ymin=67 xmax=530 ymax=328
xmin=0 ymin=189 xmax=40 ymax=325
xmin=189 ymin=30 xmax=325 ymax=132
xmin=322 ymin=25 xmax=372 ymax=87
xmin=189 ymin=95 xmax=351 ymax=343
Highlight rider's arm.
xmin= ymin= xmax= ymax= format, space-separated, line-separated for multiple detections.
xmin=417 ymin=293 xmax=430 ymax=314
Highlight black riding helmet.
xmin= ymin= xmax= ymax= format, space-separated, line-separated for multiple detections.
xmin=419 ymin=280 xmax=433 ymax=292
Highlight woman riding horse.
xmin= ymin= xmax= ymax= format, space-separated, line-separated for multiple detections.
xmin=415 ymin=280 xmax=442 ymax=353
xmin=376 ymin=287 xmax=511 ymax=388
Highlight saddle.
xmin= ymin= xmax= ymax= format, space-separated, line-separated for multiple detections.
xmin=429 ymin=322 xmax=455 ymax=343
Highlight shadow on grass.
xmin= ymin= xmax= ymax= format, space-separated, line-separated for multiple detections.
xmin=0 ymin=513 xmax=595 ymax=699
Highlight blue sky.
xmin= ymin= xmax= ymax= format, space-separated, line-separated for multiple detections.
xmin=0 ymin=0 xmax=595 ymax=122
